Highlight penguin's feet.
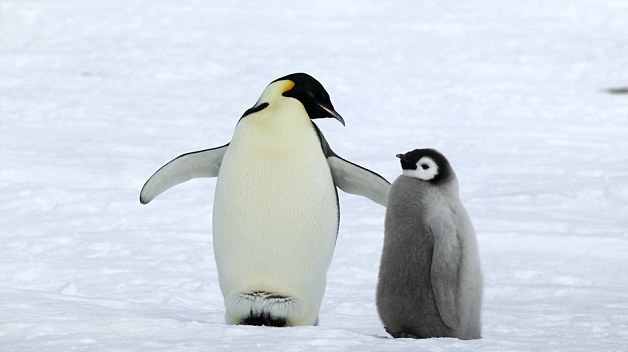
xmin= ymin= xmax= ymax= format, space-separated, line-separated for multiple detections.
xmin=241 ymin=312 xmax=287 ymax=327
xmin=396 ymin=332 xmax=420 ymax=339
xmin=386 ymin=327 xmax=420 ymax=339
xmin=227 ymin=291 xmax=305 ymax=327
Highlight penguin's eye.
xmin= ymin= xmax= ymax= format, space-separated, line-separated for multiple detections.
xmin=419 ymin=163 xmax=430 ymax=170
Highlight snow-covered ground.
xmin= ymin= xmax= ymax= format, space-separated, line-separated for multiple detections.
xmin=1 ymin=0 xmax=627 ymax=351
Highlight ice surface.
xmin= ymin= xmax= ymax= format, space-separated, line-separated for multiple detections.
xmin=1 ymin=0 xmax=627 ymax=351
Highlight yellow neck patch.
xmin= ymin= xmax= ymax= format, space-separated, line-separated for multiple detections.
xmin=281 ymin=80 xmax=295 ymax=94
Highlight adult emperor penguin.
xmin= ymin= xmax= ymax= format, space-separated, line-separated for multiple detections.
xmin=376 ymin=148 xmax=482 ymax=339
xmin=140 ymin=73 xmax=390 ymax=327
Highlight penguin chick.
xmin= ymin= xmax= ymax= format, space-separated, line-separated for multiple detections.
xmin=376 ymin=148 xmax=483 ymax=339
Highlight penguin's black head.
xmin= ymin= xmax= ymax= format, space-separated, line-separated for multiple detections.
xmin=396 ymin=148 xmax=452 ymax=183
xmin=273 ymin=73 xmax=345 ymax=125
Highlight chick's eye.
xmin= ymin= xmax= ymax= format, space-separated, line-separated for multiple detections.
xmin=420 ymin=163 xmax=429 ymax=170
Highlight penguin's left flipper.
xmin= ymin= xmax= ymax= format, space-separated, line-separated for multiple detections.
xmin=429 ymin=216 xmax=461 ymax=330
xmin=327 ymin=156 xmax=391 ymax=206
xmin=140 ymin=144 xmax=229 ymax=204
xmin=312 ymin=124 xmax=390 ymax=207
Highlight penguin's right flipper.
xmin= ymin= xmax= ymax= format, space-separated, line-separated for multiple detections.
xmin=429 ymin=217 xmax=461 ymax=330
xmin=140 ymin=144 xmax=229 ymax=204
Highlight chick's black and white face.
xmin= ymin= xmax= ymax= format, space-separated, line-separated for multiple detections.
xmin=401 ymin=155 xmax=439 ymax=180
xmin=397 ymin=148 xmax=452 ymax=183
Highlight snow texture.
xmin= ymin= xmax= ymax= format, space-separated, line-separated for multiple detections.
xmin=1 ymin=0 xmax=627 ymax=351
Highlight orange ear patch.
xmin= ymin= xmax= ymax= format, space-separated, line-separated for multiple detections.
xmin=281 ymin=80 xmax=296 ymax=93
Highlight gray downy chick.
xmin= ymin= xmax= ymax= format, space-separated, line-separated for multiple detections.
xmin=376 ymin=148 xmax=483 ymax=339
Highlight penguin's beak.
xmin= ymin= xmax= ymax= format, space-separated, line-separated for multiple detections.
xmin=396 ymin=153 xmax=414 ymax=170
xmin=318 ymin=103 xmax=345 ymax=126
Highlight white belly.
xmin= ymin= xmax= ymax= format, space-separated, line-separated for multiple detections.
xmin=212 ymin=120 xmax=338 ymax=324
